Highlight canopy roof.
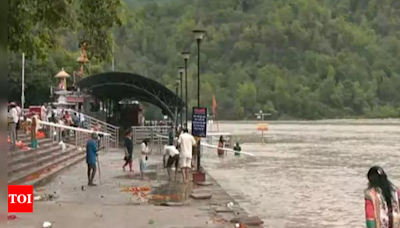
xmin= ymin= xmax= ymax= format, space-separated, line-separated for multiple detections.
xmin=77 ymin=72 xmax=184 ymax=119
xmin=55 ymin=68 xmax=70 ymax=78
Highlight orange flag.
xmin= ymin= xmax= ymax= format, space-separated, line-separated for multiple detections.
xmin=212 ymin=94 xmax=217 ymax=116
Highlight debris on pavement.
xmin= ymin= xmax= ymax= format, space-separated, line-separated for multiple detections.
xmin=7 ymin=214 xmax=17 ymax=220
xmin=42 ymin=221 xmax=52 ymax=227
xmin=94 ymin=212 xmax=103 ymax=218
xmin=35 ymin=187 xmax=46 ymax=192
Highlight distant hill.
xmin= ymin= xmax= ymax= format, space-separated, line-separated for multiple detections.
xmin=112 ymin=0 xmax=400 ymax=120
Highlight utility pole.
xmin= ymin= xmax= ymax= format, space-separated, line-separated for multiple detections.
xmin=21 ymin=53 xmax=25 ymax=115
xmin=111 ymin=42 xmax=115 ymax=71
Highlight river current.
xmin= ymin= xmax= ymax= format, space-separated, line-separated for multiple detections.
xmin=202 ymin=120 xmax=400 ymax=228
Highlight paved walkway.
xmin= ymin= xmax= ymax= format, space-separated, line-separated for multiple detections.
xmin=7 ymin=148 xmax=254 ymax=228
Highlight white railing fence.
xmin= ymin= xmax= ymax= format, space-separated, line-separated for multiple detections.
xmin=131 ymin=126 xmax=171 ymax=145
xmin=36 ymin=120 xmax=111 ymax=153
xmin=67 ymin=109 xmax=119 ymax=148
xmin=152 ymin=133 xmax=253 ymax=157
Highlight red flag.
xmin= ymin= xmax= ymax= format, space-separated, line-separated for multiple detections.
xmin=212 ymin=94 xmax=217 ymax=116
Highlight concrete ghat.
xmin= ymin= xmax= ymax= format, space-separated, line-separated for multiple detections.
xmin=7 ymin=148 xmax=263 ymax=228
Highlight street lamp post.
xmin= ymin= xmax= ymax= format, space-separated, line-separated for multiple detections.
xmin=192 ymin=30 xmax=205 ymax=107
xmin=175 ymin=81 xmax=179 ymax=130
xmin=178 ymin=67 xmax=184 ymax=128
xmin=181 ymin=52 xmax=190 ymax=127
xmin=192 ymin=29 xmax=206 ymax=173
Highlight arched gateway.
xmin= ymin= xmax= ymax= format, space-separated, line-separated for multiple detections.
xmin=77 ymin=72 xmax=184 ymax=124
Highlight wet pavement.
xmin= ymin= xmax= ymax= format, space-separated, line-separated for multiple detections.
xmin=7 ymin=147 xmax=260 ymax=228
xmin=203 ymin=121 xmax=400 ymax=228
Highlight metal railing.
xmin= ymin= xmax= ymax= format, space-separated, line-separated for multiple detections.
xmin=67 ymin=109 xmax=119 ymax=148
xmin=36 ymin=120 xmax=111 ymax=153
xmin=152 ymin=133 xmax=254 ymax=157
xmin=131 ymin=126 xmax=170 ymax=145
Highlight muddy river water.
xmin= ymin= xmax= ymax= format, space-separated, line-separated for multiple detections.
xmin=202 ymin=120 xmax=400 ymax=228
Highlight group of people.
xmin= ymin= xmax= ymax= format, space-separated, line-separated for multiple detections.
xmin=217 ymin=135 xmax=242 ymax=157
xmin=42 ymin=105 xmax=85 ymax=129
xmin=121 ymin=127 xmax=197 ymax=184
xmin=122 ymin=129 xmax=150 ymax=180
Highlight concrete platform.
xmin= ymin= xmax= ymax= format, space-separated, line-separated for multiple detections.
xmin=7 ymin=149 xmax=263 ymax=228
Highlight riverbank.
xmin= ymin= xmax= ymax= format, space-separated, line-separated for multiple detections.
xmin=7 ymin=148 xmax=263 ymax=228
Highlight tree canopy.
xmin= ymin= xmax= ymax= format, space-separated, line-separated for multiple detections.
xmin=8 ymin=0 xmax=400 ymax=120
xmin=8 ymin=0 xmax=123 ymax=60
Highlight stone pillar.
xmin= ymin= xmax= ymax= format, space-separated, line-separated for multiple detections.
xmin=83 ymin=95 xmax=90 ymax=114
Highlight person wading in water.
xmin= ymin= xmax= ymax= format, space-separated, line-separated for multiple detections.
xmin=233 ymin=142 xmax=241 ymax=156
xmin=122 ymin=129 xmax=134 ymax=172
xmin=86 ymin=133 xmax=99 ymax=186
xmin=217 ymin=135 xmax=225 ymax=157
xmin=365 ymin=166 xmax=400 ymax=228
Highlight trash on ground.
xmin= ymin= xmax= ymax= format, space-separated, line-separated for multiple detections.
xmin=43 ymin=221 xmax=52 ymax=227
xmin=7 ymin=214 xmax=17 ymax=220
xmin=34 ymin=195 xmax=42 ymax=201
xmin=94 ymin=212 xmax=103 ymax=218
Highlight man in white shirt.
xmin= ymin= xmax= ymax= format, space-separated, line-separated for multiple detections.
xmin=177 ymin=128 xmax=196 ymax=184
xmin=8 ymin=102 xmax=19 ymax=149
xmin=80 ymin=113 xmax=85 ymax=128
xmin=40 ymin=104 xmax=48 ymax=122
xmin=163 ymin=144 xmax=180 ymax=181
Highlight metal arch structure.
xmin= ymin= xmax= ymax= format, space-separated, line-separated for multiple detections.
xmin=77 ymin=72 xmax=185 ymax=121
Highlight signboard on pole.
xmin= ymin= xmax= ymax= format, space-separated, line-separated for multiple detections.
xmin=192 ymin=107 xmax=208 ymax=137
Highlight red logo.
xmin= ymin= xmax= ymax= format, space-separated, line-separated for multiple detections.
xmin=8 ymin=185 xmax=33 ymax=213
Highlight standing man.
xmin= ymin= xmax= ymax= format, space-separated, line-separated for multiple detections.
xmin=168 ymin=125 xmax=174 ymax=146
xmin=163 ymin=143 xmax=180 ymax=181
xmin=15 ymin=103 xmax=22 ymax=141
xmin=8 ymin=102 xmax=18 ymax=149
xmin=177 ymin=128 xmax=196 ymax=184
xmin=86 ymin=133 xmax=98 ymax=186
xmin=40 ymin=104 xmax=48 ymax=122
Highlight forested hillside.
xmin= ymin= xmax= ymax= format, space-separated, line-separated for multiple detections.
xmin=9 ymin=0 xmax=400 ymax=120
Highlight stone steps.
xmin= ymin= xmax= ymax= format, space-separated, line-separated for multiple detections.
xmin=8 ymin=149 xmax=85 ymax=186
xmin=7 ymin=139 xmax=56 ymax=160
xmin=7 ymin=132 xmax=86 ymax=187
xmin=8 ymin=147 xmax=76 ymax=176
xmin=8 ymin=143 xmax=68 ymax=167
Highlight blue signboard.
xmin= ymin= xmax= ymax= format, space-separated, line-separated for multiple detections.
xmin=192 ymin=107 xmax=208 ymax=137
